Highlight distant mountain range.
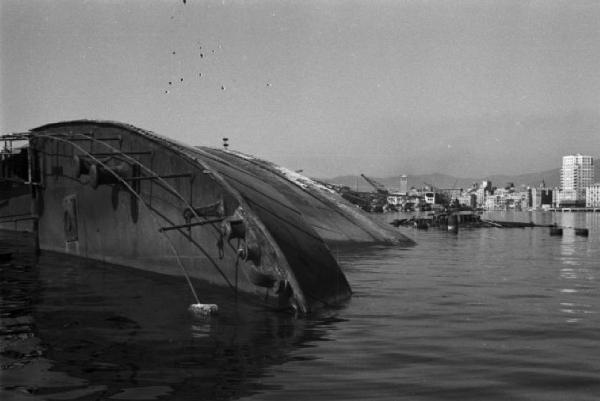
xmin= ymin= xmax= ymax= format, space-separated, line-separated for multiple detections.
xmin=322 ymin=163 xmax=600 ymax=193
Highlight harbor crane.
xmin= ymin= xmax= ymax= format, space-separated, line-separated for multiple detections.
xmin=360 ymin=174 xmax=389 ymax=194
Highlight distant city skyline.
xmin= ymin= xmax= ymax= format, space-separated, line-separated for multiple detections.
xmin=2 ymin=1 xmax=599 ymax=178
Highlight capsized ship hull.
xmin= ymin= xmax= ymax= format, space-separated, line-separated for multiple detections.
xmin=21 ymin=120 xmax=351 ymax=314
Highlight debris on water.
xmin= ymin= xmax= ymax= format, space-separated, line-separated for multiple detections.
xmin=183 ymin=0 xmax=186 ymax=4
xmin=164 ymin=90 xmax=169 ymax=94
xmin=266 ymin=82 xmax=271 ymax=87
xmin=168 ymin=81 xmax=172 ymax=85
xmin=172 ymin=51 xmax=176 ymax=55
xmin=180 ymin=78 xmax=183 ymax=82
xmin=189 ymin=303 xmax=218 ymax=316
xmin=221 ymin=85 xmax=225 ymax=90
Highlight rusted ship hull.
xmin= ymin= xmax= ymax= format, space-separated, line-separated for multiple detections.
xmin=6 ymin=120 xmax=352 ymax=314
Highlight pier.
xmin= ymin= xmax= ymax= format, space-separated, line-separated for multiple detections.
xmin=548 ymin=208 xmax=600 ymax=213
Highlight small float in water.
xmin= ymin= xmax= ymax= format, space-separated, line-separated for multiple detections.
xmin=447 ymin=213 xmax=459 ymax=233
xmin=549 ymin=225 xmax=563 ymax=236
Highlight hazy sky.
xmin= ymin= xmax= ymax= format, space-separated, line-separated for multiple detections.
xmin=1 ymin=0 xmax=599 ymax=178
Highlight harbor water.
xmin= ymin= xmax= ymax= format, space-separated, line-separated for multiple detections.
xmin=1 ymin=211 xmax=599 ymax=400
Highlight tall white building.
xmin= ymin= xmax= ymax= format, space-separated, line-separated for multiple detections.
xmin=560 ymin=154 xmax=594 ymax=204
xmin=587 ymin=184 xmax=600 ymax=208
xmin=399 ymin=175 xmax=408 ymax=194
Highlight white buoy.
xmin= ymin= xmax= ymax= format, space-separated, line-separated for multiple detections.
xmin=188 ymin=303 xmax=218 ymax=316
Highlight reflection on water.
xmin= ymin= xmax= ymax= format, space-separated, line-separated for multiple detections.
xmin=0 ymin=232 xmax=328 ymax=400
xmin=557 ymin=217 xmax=597 ymax=325
xmin=2 ymin=211 xmax=600 ymax=401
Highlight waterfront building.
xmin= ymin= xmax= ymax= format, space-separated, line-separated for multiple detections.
xmin=484 ymin=196 xmax=499 ymax=210
xmin=552 ymin=187 xmax=561 ymax=208
xmin=458 ymin=193 xmax=476 ymax=208
xmin=494 ymin=187 xmax=509 ymax=198
xmin=399 ymin=175 xmax=408 ymax=195
xmin=558 ymin=189 xmax=578 ymax=206
xmin=586 ymin=183 xmax=600 ymax=208
xmin=540 ymin=188 xmax=553 ymax=207
xmin=531 ymin=187 xmax=554 ymax=209
xmin=442 ymin=188 xmax=463 ymax=203
xmin=483 ymin=188 xmax=529 ymax=210
xmin=528 ymin=187 xmax=536 ymax=209
xmin=507 ymin=191 xmax=529 ymax=210
xmin=475 ymin=187 xmax=487 ymax=208
xmin=560 ymin=154 xmax=594 ymax=206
